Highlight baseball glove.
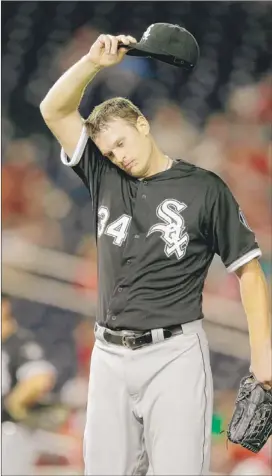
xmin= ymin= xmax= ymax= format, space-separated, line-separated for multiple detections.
xmin=227 ymin=374 xmax=272 ymax=453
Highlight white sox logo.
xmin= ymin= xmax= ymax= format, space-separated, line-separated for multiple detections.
xmin=147 ymin=199 xmax=189 ymax=260
xmin=142 ymin=24 xmax=154 ymax=42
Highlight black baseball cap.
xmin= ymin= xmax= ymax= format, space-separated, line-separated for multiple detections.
xmin=121 ymin=23 xmax=200 ymax=70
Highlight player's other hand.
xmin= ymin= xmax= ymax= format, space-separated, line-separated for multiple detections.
xmin=87 ymin=34 xmax=137 ymax=68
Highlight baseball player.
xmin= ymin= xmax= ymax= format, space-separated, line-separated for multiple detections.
xmin=1 ymin=294 xmax=56 ymax=475
xmin=40 ymin=24 xmax=271 ymax=476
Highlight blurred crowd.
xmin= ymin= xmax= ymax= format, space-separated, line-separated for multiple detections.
xmin=2 ymin=1 xmax=272 ymax=474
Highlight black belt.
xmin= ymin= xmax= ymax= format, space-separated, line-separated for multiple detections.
xmin=98 ymin=324 xmax=183 ymax=350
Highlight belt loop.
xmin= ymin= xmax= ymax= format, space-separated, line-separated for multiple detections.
xmin=151 ymin=328 xmax=165 ymax=344
xmin=182 ymin=320 xmax=202 ymax=335
xmin=94 ymin=323 xmax=107 ymax=343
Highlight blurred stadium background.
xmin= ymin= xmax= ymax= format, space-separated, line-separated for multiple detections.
xmin=1 ymin=1 xmax=272 ymax=475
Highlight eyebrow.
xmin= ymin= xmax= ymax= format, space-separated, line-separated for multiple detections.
xmin=102 ymin=137 xmax=125 ymax=157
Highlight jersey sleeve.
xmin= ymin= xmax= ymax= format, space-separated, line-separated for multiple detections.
xmin=206 ymin=175 xmax=262 ymax=272
xmin=16 ymin=338 xmax=56 ymax=383
xmin=60 ymin=125 xmax=107 ymax=206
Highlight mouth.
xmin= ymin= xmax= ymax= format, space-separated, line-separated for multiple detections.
xmin=124 ymin=160 xmax=136 ymax=171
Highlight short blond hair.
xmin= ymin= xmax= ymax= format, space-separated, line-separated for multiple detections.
xmin=85 ymin=97 xmax=143 ymax=139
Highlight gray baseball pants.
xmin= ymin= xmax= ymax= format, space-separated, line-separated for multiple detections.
xmin=84 ymin=320 xmax=213 ymax=475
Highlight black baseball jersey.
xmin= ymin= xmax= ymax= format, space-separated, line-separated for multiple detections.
xmin=2 ymin=328 xmax=55 ymax=422
xmin=62 ymin=136 xmax=261 ymax=331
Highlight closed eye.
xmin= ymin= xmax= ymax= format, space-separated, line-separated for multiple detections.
xmin=103 ymin=139 xmax=124 ymax=159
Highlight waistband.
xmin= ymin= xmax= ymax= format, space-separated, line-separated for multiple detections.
xmin=94 ymin=320 xmax=203 ymax=350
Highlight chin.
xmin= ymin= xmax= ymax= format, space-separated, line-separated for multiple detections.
xmin=131 ymin=168 xmax=145 ymax=179
xmin=125 ymin=163 xmax=144 ymax=178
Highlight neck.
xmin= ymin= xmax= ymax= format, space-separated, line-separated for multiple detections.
xmin=144 ymin=140 xmax=171 ymax=178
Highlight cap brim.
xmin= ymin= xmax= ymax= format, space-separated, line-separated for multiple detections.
xmin=118 ymin=42 xmax=157 ymax=59
xmin=121 ymin=43 xmax=196 ymax=69
xmin=125 ymin=43 xmax=156 ymax=57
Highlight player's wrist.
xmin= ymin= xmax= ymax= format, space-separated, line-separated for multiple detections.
xmin=250 ymin=346 xmax=272 ymax=387
xmin=83 ymin=54 xmax=105 ymax=71
xmin=250 ymin=340 xmax=271 ymax=360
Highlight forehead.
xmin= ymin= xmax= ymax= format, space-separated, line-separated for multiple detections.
xmin=95 ymin=118 xmax=135 ymax=148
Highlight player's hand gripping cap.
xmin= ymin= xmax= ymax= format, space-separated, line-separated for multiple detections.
xmin=119 ymin=23 xmax=200 ymax=70
xmin=227 ymin=374 xmax=272 ymax=453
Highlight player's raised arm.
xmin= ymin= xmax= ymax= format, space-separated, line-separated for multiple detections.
xmin=40 ymin=34 xmax=137 ymax=159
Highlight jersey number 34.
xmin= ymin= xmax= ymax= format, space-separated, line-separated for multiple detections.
xmin=97 ymin=206 xmax=131 ymax=246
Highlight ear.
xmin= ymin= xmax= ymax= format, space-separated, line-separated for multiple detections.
xmin=136 ymin=116 xmax=150 ymax=136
